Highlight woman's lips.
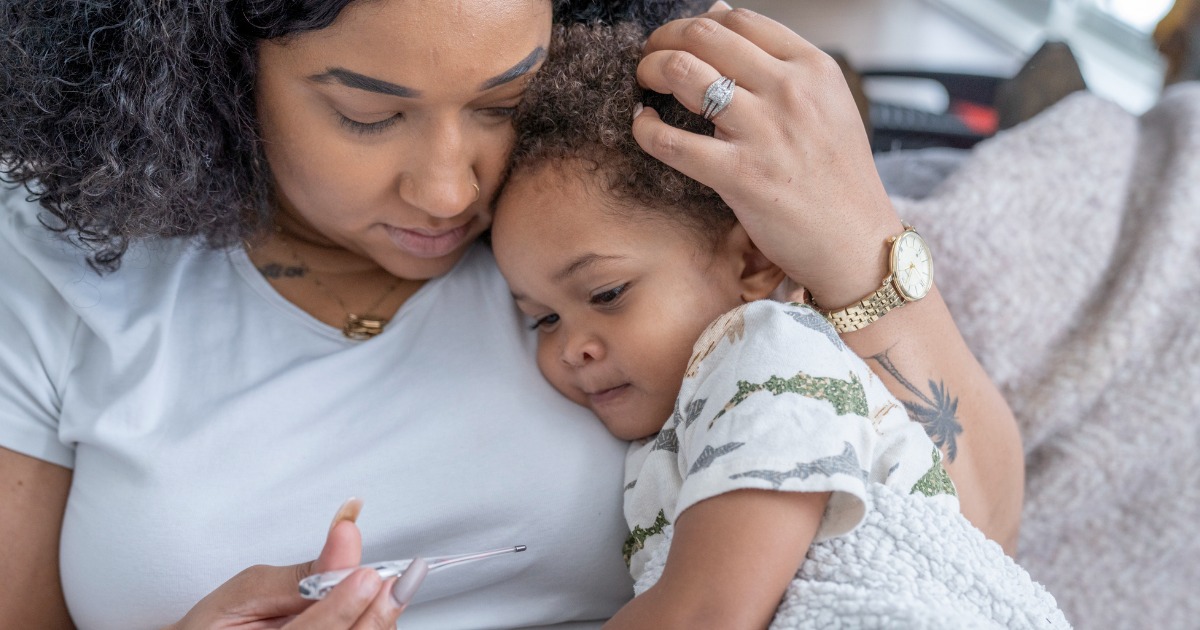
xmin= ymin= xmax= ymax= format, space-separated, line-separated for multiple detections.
xmin=385 ymin=223 xmax=472 ymax=259
xmin=587 ymin=383 xmax=632 ymax=407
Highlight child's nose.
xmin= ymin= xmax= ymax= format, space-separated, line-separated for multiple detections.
xmin=561 ymin=331 xmax=605 ymax=367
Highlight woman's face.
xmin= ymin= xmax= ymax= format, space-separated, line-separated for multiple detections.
xmin=256 ymin=0 xmax=552 ymax=279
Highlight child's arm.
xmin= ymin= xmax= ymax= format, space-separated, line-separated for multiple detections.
xmin=605 ymin=488 xmax=830 ymax=630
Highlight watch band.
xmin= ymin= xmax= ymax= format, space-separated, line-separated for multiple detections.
xmin=820 ymin=277 xmax=907 ymax=334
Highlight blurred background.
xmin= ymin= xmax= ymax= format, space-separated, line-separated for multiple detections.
xmin=737 ymin=0 xmax=1183 ymax=152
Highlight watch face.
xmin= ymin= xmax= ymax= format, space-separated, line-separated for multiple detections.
xmin=891 ymin=230 xmax=933 ymax=300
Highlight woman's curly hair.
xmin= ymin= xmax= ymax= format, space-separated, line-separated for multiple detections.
xmin=502 ymin=21 xmax=736 ymax=245
xmin=0 ymin=0 xmax=705 ymax=272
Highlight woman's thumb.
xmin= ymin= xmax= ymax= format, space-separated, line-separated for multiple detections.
xmin=313 ymin=498 xmax=365 ymax=573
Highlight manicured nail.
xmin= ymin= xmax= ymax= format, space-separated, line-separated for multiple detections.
xmin=710 ymin=1 xmax=733 ymax=10
xmin=632 ymin=103 xmax=644 ymax=122
xmin=328 ymin=497 xmax=363 ymax=533
xmin=380 ymin=577 xmax=401 ymax=612
xmin=391 ymin=558 xmax=429 ymax=607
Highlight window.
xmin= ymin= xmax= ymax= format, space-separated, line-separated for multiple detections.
xmin=928 ymin=0 xmax=1169 ymax=112
xmin=1090 ymin=0 xmax=1174 ymax=33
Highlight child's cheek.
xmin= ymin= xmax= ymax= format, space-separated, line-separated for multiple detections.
xmin=536 ymin=340 xmax=581 ymax=404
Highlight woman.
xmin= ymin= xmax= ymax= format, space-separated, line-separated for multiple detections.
xmin=0 ymin=0 xmax=1023 ymax=627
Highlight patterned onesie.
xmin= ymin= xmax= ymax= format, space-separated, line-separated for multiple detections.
xmin=621 ymin=300 xmax=958 ymax=582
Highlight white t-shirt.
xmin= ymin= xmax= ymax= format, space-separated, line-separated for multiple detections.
xmin=0 ymin=187 xmax=633 ymax=629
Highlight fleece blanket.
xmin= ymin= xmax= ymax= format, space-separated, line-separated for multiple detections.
xmin=634 ymin=483 xmax=1068 ymax=629
xmin=885 ymin=84 xmax=1200 ymax=630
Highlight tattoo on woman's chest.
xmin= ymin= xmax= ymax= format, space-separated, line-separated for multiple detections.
xmin=257 ymin=262 xmax=307 ymax=279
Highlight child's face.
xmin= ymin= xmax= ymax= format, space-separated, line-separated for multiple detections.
xmin=493 ymin=165 xmax=750 ymax=440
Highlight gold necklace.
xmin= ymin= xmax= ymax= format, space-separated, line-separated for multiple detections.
xmin=273 ymin=226 xmax=402 ymax=340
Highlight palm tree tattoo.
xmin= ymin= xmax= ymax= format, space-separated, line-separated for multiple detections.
xmin=870 ymin=349 xmax=963 ymax=461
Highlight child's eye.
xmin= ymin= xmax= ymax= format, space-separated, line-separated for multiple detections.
xmin=590 ymin=283 xmax=630 ymax=306
xmin=529 ymin=313 xmax=560 ymax=331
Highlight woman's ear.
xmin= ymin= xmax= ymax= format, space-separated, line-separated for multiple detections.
xmin=721 ymin=224 xmax=786 ymax=302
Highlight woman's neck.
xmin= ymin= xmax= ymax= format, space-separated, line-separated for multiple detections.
xmin=247 ymin=208 xmax=427 ymax=333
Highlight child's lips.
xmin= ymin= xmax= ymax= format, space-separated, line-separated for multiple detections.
xmin=586 ymin=383 xmax=631 ymax=407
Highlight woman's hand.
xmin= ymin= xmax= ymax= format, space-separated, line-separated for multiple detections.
xmin=169 ymin=502 xmax=411 ymax=630
xmin=634 ymin=6 xmax=900 ymax=309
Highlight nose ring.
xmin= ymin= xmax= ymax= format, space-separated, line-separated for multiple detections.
xmin=471 ymin=182 xmax=480 ymax=201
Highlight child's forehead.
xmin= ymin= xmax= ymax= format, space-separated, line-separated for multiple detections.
xmin=514 ymin=157 xmax=601 ymax=194
xmin=503 ymin=160 xmax=616 ymax=218
xmin=500 ymin=158 xmax=723 ymax=250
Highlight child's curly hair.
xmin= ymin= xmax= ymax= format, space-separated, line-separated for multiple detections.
xmin=503 ymin=21 xmax=737 ymax=243
xmin=0 ymin=0 xmax=705 ymax=272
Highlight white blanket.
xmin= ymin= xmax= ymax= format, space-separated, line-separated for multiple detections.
xmin=634 ymin=483 xmax=1068 ymax=629
xmin=891 ymin=84 xmax=1200 ymax=630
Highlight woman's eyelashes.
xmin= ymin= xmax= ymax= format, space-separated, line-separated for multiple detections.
xmin=338 ymin=112 xmax=403 ymax=135
xmin=481 ymin=105 xmax=518 ymax=120
xmin=337 ymin=101 xmax=519 ymax=136
xmin=479 ymin=86 xmax=526 ymax=120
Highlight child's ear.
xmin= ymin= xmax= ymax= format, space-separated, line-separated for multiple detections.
xmin=722 ymin=224 xmax=786 ymax=302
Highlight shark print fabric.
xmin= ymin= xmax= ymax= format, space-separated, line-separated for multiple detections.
xmin=621 ymin=301 xmax=958 ymax=581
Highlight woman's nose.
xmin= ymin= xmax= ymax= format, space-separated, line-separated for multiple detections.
xmin=561 ymin=330 xmax=605 ymax=368
xmin=398 ymin=172 xmax=477 ymax=219
xmin=398 ymin=124 xmax=479 ymax=219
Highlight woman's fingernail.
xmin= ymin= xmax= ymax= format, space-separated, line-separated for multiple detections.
xmin=391 ymin=558 xmax=429 ymax=608
xmin=710 ymin=1 xmax=733 ymax=10
xmin=380 ymin=577 xmax=401 ymax=612
xmin=632 ymin=103 xmax=644 ymax=122
xmin=328 ymin=497 xmax=364 ymax=533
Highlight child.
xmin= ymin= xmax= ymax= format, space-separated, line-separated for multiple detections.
xmin=491 ymin=22 xmax=1067 ymax=630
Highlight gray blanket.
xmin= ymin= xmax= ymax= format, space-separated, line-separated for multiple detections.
xmin=885 ymin=83 xmax=1200 ymax=630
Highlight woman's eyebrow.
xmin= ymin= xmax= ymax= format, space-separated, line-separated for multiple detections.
xmin=308 ymin=68 xmax=421 ymax=98
xmin=480 ymin=47 xmax=546 ymax=90
xmin=308 ymin=46 xmax=545 ymax=97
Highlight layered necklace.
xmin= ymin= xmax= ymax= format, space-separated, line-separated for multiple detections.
xmin=273 ymin=225 xmax=403 ymax=340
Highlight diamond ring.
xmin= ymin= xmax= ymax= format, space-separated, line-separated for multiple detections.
xmin=702 ymin=76 xmax=735 ymax=120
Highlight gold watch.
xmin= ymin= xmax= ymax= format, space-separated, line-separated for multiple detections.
xmin=819 ymin=224 xmax=933 ymax=333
